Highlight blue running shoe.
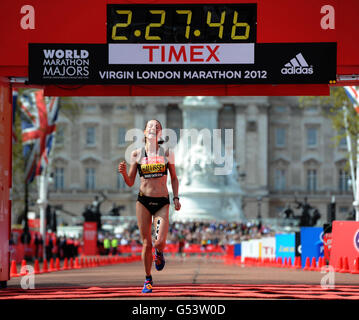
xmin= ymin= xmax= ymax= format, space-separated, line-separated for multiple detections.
xmin=142 ymin=280 xmax=153 ymax=293
xmin=154 ymin=249 xmax=165 ymax=271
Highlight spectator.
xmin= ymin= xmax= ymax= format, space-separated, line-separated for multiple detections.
xmin=111 ymin=236 xmax=118 ymax=255
xmin=34 ymin=232 xmax=42 ymax=260
xmin=46 ymin=233 xmax=53 ymax=261
xmin=103 ymin=236 xmax=111 ymax=255
xmin=178 ymin=233 xmax=185 ymax=254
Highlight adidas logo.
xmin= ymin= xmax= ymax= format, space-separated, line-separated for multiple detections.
xmin=281 ymin=53 xmax=313 ymax=75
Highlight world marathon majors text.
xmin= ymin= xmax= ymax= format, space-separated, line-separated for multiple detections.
xmin=98 ymin=70 xmax=243 ymax=80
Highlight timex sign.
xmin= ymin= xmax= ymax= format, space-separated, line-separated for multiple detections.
xmin=108 ymin=43 xmax=254 ymax=64
xmin=28 ymin=43 xmax=336 ymax=85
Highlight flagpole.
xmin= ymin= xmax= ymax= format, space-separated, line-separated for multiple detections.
xmin=343 ymin=86 xmax=359 ymax=221
xmin=355 ymin=135 xmax=359 ymax=221
xmin=37 ymin=172 xmax=48 ymax=261
xmin=343 ymin=106 xmax=356 ymax=198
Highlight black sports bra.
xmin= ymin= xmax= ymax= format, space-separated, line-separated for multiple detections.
xmin=137 ymin=147 xmax=169 ymax=179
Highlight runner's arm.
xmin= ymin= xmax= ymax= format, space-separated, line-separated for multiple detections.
xmin=119 ymin=150 xmax=138 ymax=187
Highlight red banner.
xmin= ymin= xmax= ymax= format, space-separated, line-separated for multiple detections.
xmin=329 ymin=221 xmax=359 ymax=271
xmin=323 ymin=232 xmax=332 ymax=264
xmin=0 ymin=79 xmax=11 ymax=282
xmin=83 ymin=222 xmax=97 ymax=256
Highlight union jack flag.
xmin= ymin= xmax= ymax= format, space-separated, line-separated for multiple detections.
xmin=344 ymin=86 xmax=359 ymax=113
xmin=19 ymin=90 xmax=59 ymax=184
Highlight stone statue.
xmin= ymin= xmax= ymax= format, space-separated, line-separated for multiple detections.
xmin=169 ymin=96 xmax=245 ymax=222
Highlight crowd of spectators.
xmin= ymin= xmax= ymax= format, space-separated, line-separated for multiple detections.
xmin=10 ymin=231 xmax=81 ymax=262
xmin=12 ymin=220 xmax=275 ymax=260
xmin=98 ymin=220 xmax=275 ymax=250
xmin=167 ymin=220 xmax=274 ymax=247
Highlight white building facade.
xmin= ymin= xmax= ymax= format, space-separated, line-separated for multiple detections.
xmin=44 ymin=96 xmax=353 ymax=224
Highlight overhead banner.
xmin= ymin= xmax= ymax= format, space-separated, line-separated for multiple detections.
xmin=28 ymin=42 xmax=336 ymax=85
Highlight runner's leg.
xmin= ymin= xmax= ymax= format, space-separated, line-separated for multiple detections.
xmin=136 ymin=201 xmax=153 ymax=276
xmin=153 ymin=204 xmax=170 ymax=253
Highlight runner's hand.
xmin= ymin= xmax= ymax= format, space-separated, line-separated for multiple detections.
xmin=174 ymin=198 xmax=181 ymax=211
xmin=118 ymin=161 xmax=127 ymax=175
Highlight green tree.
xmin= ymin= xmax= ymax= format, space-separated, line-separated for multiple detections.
xmin=299 ymin=86 xmax=359 ymax=186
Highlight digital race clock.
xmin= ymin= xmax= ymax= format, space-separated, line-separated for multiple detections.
xmin=107 ymin=4 xmax=257 ymax=43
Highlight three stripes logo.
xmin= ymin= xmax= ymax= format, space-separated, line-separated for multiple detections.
xmin=281 ymin=53 xmax=313 ymax=75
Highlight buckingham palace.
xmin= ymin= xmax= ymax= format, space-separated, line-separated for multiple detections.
xmin=22 ymin=96 xmax=353 ymax=226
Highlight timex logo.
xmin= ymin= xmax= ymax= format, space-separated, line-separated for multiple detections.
xmin=142 ymin=45 xmax=220 ymax=63
xmin=108 ymin=43 xmax=254 ymax=65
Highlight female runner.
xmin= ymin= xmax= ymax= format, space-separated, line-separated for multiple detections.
xmin=118 ymin=119 xmax=181 ymax=293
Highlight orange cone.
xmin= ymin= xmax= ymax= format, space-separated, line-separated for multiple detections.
xmin=55 ymin=258 xmax=61 ymax=271
xmin=303 ymin=257 xmax=311 ymax=271
xmin=282 ymin=257 xmax=287 ymax=268
xmin=235 ymin=257 xmax=242 ymax=266
xmin=297 ymin=257 xmax=302 ymax=269
xmin=340 ymin=256 xmax=350 ymax=273
xmin=287 ymin=257 xmax=292 ymax=268
xmin=10 ymin=260 xmax=19 ymax=277
xmin=70 ymin=257 xmax=74 ymax=269
xmin=74 ymin=257 xmax=80 ymax=269
xmin=270 ymin=258 xmax=275 ymax=267
xmin=273 ymin=258 xmax=279 ymax=268
xmin=293 ymin=257 xmax=299 ymax=269
xmin=42 ymin=259 xmax=49 ymax=273
xmin=80 ymin=257 xmax=84 ymax=268
xmin=317 ymin=257 xmax=324 ymax=271
xmin=351 ymin=257 xmax=359 ymax=274
xmin=335 ymin=256 xmax=343 ymax=272
xmin=20 ymin=259 xmax=27 ymax=276
xmin=309 ymin=257 xmax=317 ymax=271
xmin=259 ymin=257 xmax=264 ymax=266
xmin=63 ymin=258 xmax=69 ymax=270
xmin=84 ymin=258 xmax=89 ymax=268
xmin=49 ymin=258 xmax=55 ymax=272
xmin=34 ymin=259 xmax=41 ymax=274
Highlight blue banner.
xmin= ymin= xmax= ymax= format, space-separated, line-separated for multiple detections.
xmin=300 ymin=227 xmax=324 ymax=268
xmin=234 ymin=243 xmax=241 ymax=257
xmin=275 ymin=233 xmax=296 ymax=265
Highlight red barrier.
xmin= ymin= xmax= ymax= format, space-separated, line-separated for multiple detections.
xmin=323 ymin=232 xmax=332 ymax=265
xmin=329 ymin=221 xmax=359 ymax=272
xmin=83 ymin=222 xmax=97 ymax=256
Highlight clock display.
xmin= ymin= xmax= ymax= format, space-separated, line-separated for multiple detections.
xmin=107 ymin=4 xmax=257 ymax=43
